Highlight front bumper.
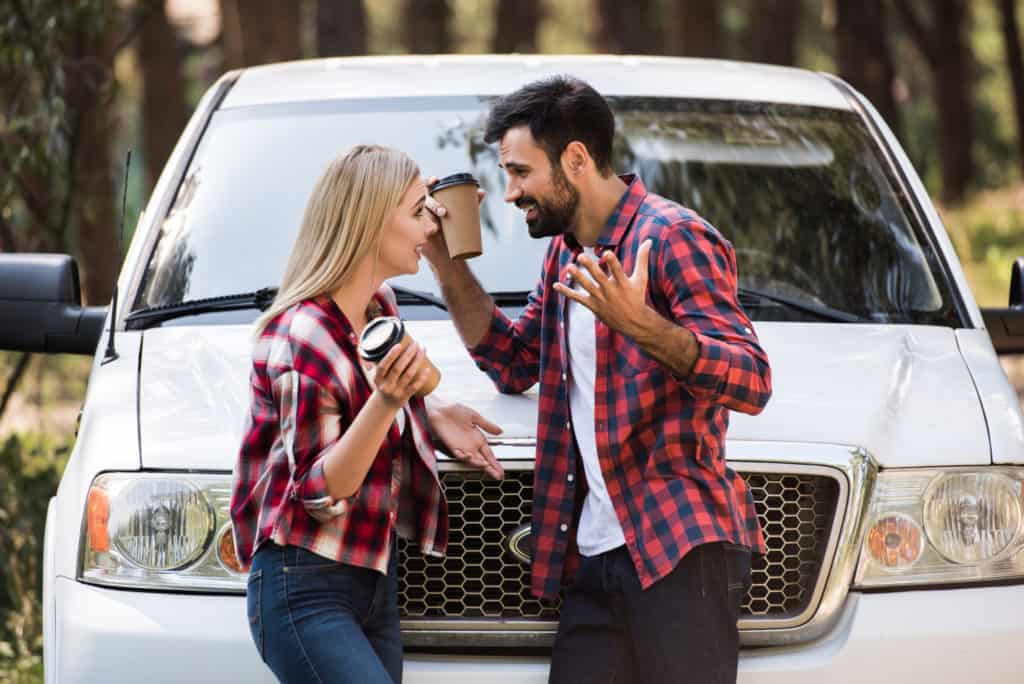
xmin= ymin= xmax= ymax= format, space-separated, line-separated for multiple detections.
xmin=52 ymin=578 xmax=1023 ymax=683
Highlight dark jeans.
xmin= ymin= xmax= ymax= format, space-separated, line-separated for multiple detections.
xmin=549 ymin=542 xmax=752 ymax=684
xmin=247 ymin=541 xmax=403 ymax=684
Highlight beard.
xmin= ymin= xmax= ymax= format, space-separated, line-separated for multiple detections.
xmin=520 ymin=166 xmax=580 ymax=239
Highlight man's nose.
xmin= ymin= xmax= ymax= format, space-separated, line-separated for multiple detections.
xmin=504 ymin=182 xmax=521 ymax=204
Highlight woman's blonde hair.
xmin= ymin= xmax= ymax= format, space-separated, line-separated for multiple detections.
xmin=254 ymin=144 xmax=420 ymax=336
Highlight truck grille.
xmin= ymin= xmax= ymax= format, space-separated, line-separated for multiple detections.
xmin=398 ymin=467 xmax=840 ymax=624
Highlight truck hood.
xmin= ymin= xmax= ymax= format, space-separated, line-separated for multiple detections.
xmin=138 ymin=321 xmax=990 ymax=471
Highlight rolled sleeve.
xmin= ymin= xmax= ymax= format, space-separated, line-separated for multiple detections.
xmin=276 ymin=369 xmax=352 ymax=522
xmin=292 ymin=459 xmax=354 ymax=522
xmin=657 ymin=218 xmax=772 ymax=415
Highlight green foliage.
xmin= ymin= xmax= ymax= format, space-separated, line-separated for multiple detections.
xmin=0 ymin=433 xmax=69 ymax=680
xmin=941 ymin=186 xmax=1024 ymax=307
xmin=0 ymin=0 xmax=118 ymax=252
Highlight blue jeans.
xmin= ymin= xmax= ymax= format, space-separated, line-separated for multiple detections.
xmin=247 ymin=541 xmax=403 ymax=684
xmin=549 ymin=542 xmax=752 ymax=684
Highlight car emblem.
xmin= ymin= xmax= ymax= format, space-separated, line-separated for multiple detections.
xmin=505 ymin=524 xmax=532 ymax=566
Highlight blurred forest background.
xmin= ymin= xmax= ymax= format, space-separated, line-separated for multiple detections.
xmin=4 ymin=0 xmax=1024 ymax=680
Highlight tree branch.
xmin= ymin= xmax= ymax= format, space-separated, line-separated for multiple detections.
xmin=0 ymin=352 xmax=32 ymax=425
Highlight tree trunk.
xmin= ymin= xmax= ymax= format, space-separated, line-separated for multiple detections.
xmin=836 ymin=0 xmax=900 ymax=139
xmin=64 ymin=9 xmax=120 ymax=304
xmin=895 ymin=0 xmax=974 ymax=203
xmin=668 ymin=0 xmax=722 ymax=58
xmin=596 ymin=0 xmax=662 ymax=54
xmin=934 ymin=0 xmax=973 ymax=203
xmin=998 ymin=0 xmax=1024 ymax=176
xmin=139 ymin=0 xmax=188 ymax=193
xmin=492 ymin=0 xmax=540 ymax=53
xmin=403 ymin=0 xmax=451 ymax=54
xmin=744 ymin=0 xmax=800 ymax=65
xmin=220 ymin=0 xmax=301 ymax=68
xmin=317 ymin=0 xmax=367 ymax=56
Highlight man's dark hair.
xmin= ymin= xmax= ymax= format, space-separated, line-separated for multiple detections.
xmin=484 ymin=75 xmax=615 ymax=175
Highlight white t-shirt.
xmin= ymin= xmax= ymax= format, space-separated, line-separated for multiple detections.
xmin=568 ymin=247 xmax=627 ymax=557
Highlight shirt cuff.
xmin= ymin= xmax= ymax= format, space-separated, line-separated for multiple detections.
xmin=466 ymin=304 xmax=510 ymax=367
xmin=293 ymin=459 xmax=353 ymax=523
xmin=677 ymin=330 xmax=734 ymax=397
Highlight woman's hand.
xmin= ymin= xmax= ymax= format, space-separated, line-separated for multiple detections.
xmin=427 ymin=401 xmax=504 ymax=480
xmin=369 ymin=340 xmax=432 ymax=408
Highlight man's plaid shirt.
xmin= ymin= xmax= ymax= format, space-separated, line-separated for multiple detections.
xmin=231 ymin=288 xmax=447 ymax=574
xmin=469 ymin=175 xmax=771 ymax=599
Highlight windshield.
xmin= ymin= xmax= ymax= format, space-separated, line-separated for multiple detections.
xmin=134 ymin=96 xmax=959 ymax=326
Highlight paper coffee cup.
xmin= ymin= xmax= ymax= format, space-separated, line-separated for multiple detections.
xmin=358 ymin=316 xmax=441 ymax=397
xmin=429 ymin=173 xmax=482 ymax=260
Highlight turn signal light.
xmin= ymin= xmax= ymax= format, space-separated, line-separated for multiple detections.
xmin=866 ymin=513 xmax=923 ymax=570
xmin=217 ymin=525 xmax=243 ymax=574
xmin=86 ymin=486 xmax=110 ymax=552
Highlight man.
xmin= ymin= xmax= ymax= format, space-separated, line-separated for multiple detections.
xmin=423 ymin=76 xmax=772 ymax=683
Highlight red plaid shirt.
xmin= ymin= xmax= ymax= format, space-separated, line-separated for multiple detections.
xmin=469 ymin=176 xmax=771 ymax=599
xmin=231 ymin=287 xmax=447 ymax=573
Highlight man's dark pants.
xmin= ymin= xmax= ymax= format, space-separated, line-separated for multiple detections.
xmin=548 ymin=541 xmax=752 ymax=684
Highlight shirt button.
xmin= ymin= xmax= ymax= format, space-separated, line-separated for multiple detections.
xmin=561 ymin=372 xmax=567 ymax=381
xmin=567 ymin=473 xmax=574 ymax=482
xmin=566 ymin=420 xmax=571 ymax=429
xmin=559 ymin=523 xmax=568 ymax=533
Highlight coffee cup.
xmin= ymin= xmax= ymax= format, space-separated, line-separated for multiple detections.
xmin=358 ymin=316 xmax=441 ymax=397
xmin=429 ymin=173 xmax=482 ymax=260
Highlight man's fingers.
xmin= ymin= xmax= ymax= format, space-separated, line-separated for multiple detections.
xmin=552 ymin=282 xmax=589 ymax=307
xmin=424 ymin=194 xmax=447 ymax=217
xmin=566 ymin=265 xmax=602 ymax=299
xmin=574 ymin=254 xmax=609 ymax=288
xmin=634 ymin=239 xmax=653 ymax=282
xmin=602 ymin=251 xmax=629 ymax=286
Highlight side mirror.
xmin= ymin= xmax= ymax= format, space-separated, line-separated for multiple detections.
xmin=982 ymin=257 xmax=1024 ymax=355
xmin=0 ymin=254 xmax=107 ymax=355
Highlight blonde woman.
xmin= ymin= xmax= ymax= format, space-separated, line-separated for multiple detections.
xmin=230 ymin=145 xmax=503 ymax=684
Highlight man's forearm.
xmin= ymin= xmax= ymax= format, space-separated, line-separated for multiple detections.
xmin=430 ymin=258 xmax=495 ymax=348
xmin=628 ymin=306 xmax=700 ymax=378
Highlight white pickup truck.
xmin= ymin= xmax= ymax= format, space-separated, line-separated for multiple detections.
xmin=4 ymin=56 xmax=1024 ymax=683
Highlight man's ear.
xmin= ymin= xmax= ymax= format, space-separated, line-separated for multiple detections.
xmin=560 ymin=141 xmax=590 ymax=177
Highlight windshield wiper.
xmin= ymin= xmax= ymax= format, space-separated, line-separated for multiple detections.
xmin=390 ymin=285 xmax=448 ymax=311
xmin=738 ymin=286 xmax=869 ymax=323
xmin=125 ymin=287 xmax=278 ymax=330
xmin=490 ymin=290 xmax=532 ymax=307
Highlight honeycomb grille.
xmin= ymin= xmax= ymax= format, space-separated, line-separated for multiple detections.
xmin=397 ymin=468 xmax=839 ymax=621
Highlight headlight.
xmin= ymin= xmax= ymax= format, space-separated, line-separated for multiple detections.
xmin=79 ymin=473 xmax=246 ymax=592
xmin=855 ymin=467 xmax=1024 ymax=588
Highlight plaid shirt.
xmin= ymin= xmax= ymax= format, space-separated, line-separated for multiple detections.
xmin=469 ymin=175 xmax=771 ymax=599
xmin=231 ymin=287 xmax=447 ymax=573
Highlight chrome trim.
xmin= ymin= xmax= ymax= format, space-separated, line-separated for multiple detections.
xmin=401 ymin=450 xmax=876 ymax=648
xmin=505 ymin=524 xmax=532 ymax=566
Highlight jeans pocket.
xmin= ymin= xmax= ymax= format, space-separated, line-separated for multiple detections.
xmin=246 ymin=569 xmax=264 ymax=659
xmin=724 ymin=545 xmax=752 ymax=608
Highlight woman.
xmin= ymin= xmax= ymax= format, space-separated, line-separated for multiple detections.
xmin=230 ymin=145 xmax=503 ymax=683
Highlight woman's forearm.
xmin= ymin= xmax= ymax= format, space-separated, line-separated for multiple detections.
xmin=320 ymin=391 xmax=401 ymax=500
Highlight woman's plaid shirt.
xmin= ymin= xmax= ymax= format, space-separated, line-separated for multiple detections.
xmin=231 ymin=288 xmax=447 ymax=574
xmin=468 ymin=176 xmax=772 ymax=599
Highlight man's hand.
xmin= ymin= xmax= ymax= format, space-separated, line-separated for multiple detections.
xmin=421 ymin=175 xmax=485 ymax=268
xmin=427 ymin=401 xmax=504 ymax=480
xmin=552 ymin=239 xmax=657 ymax=338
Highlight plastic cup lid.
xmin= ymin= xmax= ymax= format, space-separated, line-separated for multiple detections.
xmin=429 ymin=173 xmax=480 ymax=193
